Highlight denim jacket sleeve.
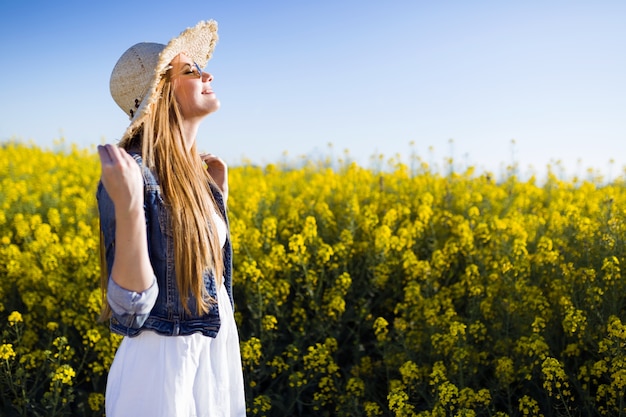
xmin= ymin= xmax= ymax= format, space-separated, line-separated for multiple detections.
xmin=107 ymin=276 xmax=158 ymax=324
xmin=96 ymin=180 xmax=158 ymax=329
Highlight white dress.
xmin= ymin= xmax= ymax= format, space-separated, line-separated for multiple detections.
xmin=106 ymin=212 xmax=246 ymax=417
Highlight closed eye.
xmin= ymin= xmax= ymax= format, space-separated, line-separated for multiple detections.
xmin=181 ymin=63 xmax=202 ymax=78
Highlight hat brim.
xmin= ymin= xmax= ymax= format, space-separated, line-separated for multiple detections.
xmin=123 ymin=20 xmax=218 ymax=139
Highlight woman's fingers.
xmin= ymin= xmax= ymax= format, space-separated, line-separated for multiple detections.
xmin=201 ymin=153 xmax=227 ymax=173
xmin=200 ymin=153 xmax=228 ymax=198
xmin=97 ymin=144 xmax=114 ymax=165
xmin=99 ymin=144 xmax=134 ymax=167
xmin=98 ymin=145 xmax=144 ymax=212
xmin=200 ymin=153 xmax=221 ymax=164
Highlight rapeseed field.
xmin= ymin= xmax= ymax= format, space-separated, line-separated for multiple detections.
xmin=1 ymin=141 xmax=625 ymax=416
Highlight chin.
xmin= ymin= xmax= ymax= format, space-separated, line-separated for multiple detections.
xmin=208 ymin=100 xmax=221 ymax=114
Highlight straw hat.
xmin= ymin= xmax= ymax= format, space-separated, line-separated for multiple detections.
xmin=110 ymin=20 xmax=218 ymax=138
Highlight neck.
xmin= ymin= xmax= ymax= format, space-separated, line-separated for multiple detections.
xmin=181 ymin=118 xmax=201 ymax=151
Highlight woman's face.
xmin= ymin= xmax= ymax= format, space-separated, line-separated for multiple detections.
xmin=170 ymin=53 xmax=220 ymax=120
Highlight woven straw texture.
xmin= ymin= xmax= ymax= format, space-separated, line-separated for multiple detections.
xmin=109 ymin=20 xmax=218 ymax=138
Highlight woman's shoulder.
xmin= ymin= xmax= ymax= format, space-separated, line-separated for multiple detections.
xmin=126 ymin=151 xmax=160 ymax=189
xmin=126 ymin=148 xmax=143 ymax=165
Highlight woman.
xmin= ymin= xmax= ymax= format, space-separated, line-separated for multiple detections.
xmin=97 ymin=20 xmax=246 ymax=416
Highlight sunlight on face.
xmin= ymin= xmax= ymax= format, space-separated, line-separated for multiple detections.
xmin=170 ymin=53 xmax=220 ymax=121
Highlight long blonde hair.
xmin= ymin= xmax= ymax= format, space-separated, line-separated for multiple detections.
xmin=100 ymin=68 xmax=224 ymax=319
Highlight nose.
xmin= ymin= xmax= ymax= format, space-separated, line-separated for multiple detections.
xmin=202 ymin=72 xmax=213 ymax=82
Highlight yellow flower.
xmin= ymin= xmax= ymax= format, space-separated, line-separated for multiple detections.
xmin=495 ymin=357 xmax=515 ymax=385
xmin=373 ymin=317 xmax=389 ymax=343
xmin=261 ymin=315 xmax=278 ymax=331
xmin=240 ymin=337 xmax=262 ymax=368
xmin=541 ymin=357 xmax=571 ymax=400
xmin=449 ymin=321 xmax=467 ymax=337
xmin=346 ymin=377 xmax=365 ymax=397
xmin=84 ymin=329 xmax=102 ymax=346
xmin=288 ymin=371 xmax=307 ymax=388
xmin=8 ymin=310 xmax=23 ymax=326
xmin=438 ymin=381 xmax=459 ymax=407
xmin=364 ymin=401 xmax=383 ymax=417
xmin=429 ymin=361 xmax=448 ymax=386
xmin=251 ymin=395 xmax=272 ymax=414
xmin=0 ymin=343 xmax=16 ymax=361
xmin=387 ymin=384 xmax=414 ymax=415
xmin=467 ymin=205 xmax=480 ymax=219
xmin=518 ymin=395 xmax=541 ymax=416
xmin=607 ymin=315 xmax=626 ymax=340
xmin=51 ymin=364 xmax=76 ymax=385
xmin=323 ymin=294 xmax=346 ymax=319
xmin=88 ymin=393 xmax=105 ymax=411
xmin=303 ymin=338 xmax=339 ymax=375
xmin=399 ymin=360 xmax=421 ymax=385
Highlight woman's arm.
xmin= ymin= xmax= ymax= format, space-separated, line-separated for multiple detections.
xmin=97 ymin=144 xmax=154 ymax=292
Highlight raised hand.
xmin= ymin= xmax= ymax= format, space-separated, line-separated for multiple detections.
xmin=97 ymin=144 xmax=144 ymax=214
xmin=200 ymin=153 xmax=228 ymax=201
xmin=97 ymin=144 xmax=153 ymax=292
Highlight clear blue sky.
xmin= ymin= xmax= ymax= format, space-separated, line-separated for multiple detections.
xmin=1 ymin=0 xmax=625 ymax=178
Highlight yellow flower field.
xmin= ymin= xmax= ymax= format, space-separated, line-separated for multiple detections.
xmin=1 ymin=141 xmax=626 ymax=416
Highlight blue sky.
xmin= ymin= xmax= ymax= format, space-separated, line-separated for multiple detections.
xmin=1 ymin=0 xmax=625 ymax=178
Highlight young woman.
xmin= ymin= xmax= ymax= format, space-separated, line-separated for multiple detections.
xmin=97 ymin=20 xmax=246 ymax=416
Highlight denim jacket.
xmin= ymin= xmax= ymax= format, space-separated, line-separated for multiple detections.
xmin=97 ymin=153 xmax=233 ymax=338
